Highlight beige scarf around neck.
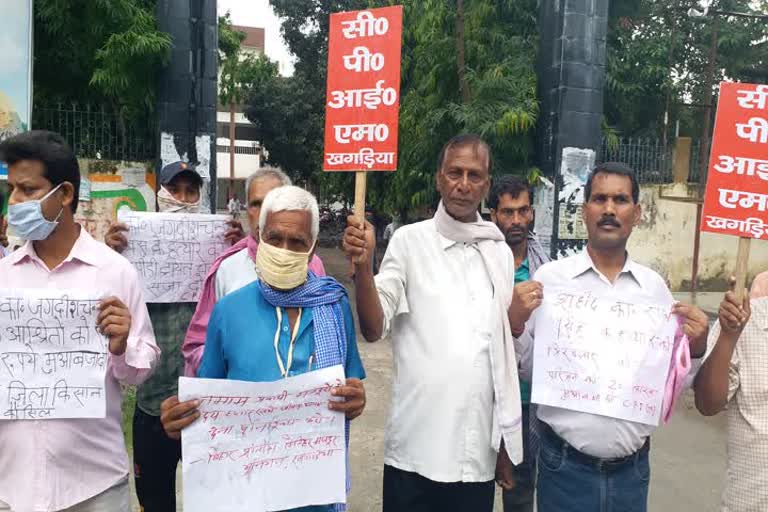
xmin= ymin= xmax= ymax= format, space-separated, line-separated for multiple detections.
xmin=433 ymin=201 xmax=523 ymax=464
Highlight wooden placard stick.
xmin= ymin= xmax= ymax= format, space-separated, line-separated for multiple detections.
xmin=349 ymin=171 xmax=368 ymax=269
xmin=354 ymin=171 xmax=367 ymax=226
xmin=734 ymin=236 xmax=751 ymax=300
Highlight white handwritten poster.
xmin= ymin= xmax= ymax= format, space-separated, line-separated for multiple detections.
xmin=531 ymin=287 xmax=677 ymax=425
xmin=0 ymin=288 xmax=108 ymax=420
xmin=179 ymin=366 xmax=347 ymax=512
xmin=118 ymin=211 xmax=230 ymax=303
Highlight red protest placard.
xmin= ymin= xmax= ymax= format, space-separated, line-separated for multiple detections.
xmin=701 ymin=82 xmax=768 ymax=239
xmin=323 ymin=6 xmax=403 ymax=172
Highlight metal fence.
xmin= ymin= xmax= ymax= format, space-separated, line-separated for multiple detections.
xmin=32 ymin=104 xmax=156 ymax=162
xmin=688 ymin=139 xmax=705 ymax=184
xmin=598 ymin=137 xmax=671 ymax=183
xmin=598 ymin=136 xmax=703 ymax=184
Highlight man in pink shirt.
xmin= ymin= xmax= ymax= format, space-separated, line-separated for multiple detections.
xmin=0 ymin=131 xmax=160 ymax=512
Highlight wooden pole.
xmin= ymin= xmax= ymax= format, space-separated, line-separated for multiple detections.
xmin=354 ymin=171 xmax=367 ymax=225
xmin=734 ymin=236 xmax=751 ymax=299
xmin=349 ymin=171 xmax=368 ymax=269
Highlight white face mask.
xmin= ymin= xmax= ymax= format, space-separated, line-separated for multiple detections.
xmin=255 ymin=238 xmax=315 ymax=290
xmin=157 ymin=186 xmax=201 ymax=213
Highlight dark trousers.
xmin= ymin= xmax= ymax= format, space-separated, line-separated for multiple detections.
xmin=536 ymin=423 xmax=650 ymax=512
xmin=383 ymin=465 xmax=495 ymax=512
xmin=133 ymin=407 xmax=182 ymax=512
xmin=502 ymin=404 xmax=536 ymax=512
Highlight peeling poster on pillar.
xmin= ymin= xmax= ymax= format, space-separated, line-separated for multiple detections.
xmin=556 ymin=147 xmax=595 ymax=253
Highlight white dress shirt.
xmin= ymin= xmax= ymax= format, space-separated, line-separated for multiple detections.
xmin=516 ymin=250 xmax=702 ymax=459
xmin=374 ymin=219 xmax=515 ymax=483
xmin=214 ymin=248 xmax=258 ymax=300
xmin=213 ymin=247 xmax=326 ymax=301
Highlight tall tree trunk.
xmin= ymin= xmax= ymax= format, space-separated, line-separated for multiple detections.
xmin=455 ymin=0 xmax=471 ymax=104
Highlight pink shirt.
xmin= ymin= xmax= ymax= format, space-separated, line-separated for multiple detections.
xmin=0 ymin=227 xmax=159 ymax=512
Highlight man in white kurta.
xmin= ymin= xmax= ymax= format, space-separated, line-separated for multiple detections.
xmin=343 ymin=134 xmax=523 ymax=512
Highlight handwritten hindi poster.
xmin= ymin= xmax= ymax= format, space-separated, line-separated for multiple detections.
xmin=701 ymin=82 xmax=768 ymax=239
xmin=179 ymin=365 xmax=347 ymax=512
xmin=531 ymin=287 xmax=677 ymax=425
xmin=0 ymin=288 xmax=108 ymax=420
xmin=118 ymin=211 xmax=230 ymax=303
xmin=323 ymin=6 xmax=403 ymax=171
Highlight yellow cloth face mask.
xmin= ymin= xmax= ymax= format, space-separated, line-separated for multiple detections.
xmin=255 ymin=238 xmax=315 ymax=290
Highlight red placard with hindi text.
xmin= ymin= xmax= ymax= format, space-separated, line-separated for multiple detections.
xmin=323 ymin=6 xmax=403 ymax=172
xmin=701 ymin=82 xmax=768 ymax=239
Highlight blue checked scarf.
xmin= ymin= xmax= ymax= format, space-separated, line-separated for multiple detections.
xmin=259 ymin=273 xmax=350 ymax=512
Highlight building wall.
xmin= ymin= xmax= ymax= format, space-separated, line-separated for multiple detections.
xmin=627 ymin=183 xmax=768 ymax=291
xmin=216 ymin=150 xmax=261 ymax=180
xmin=63 ymin=159 xmax=155 ymax=246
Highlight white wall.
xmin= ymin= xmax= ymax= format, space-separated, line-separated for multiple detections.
xmin=216 ymin=151 xmax=261 ymax=179
xmin=628 ymin=183 xmax=768 ymax=290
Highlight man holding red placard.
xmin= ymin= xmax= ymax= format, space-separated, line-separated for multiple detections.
xmin=344 ymin=135 xmax=524 ymax=512
xmin=692 ymin=81 xmax=768 ymax=512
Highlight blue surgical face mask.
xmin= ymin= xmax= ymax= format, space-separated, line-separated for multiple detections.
xmin=7 ymin=184 xmax=65 ymax=241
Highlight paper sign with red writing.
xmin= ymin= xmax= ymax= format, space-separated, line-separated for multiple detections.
xmin=701 ymin=82 xmax=768 ymax=239
xmin=179 ymin=366 xmax=346 ymax=512
xmin=323 ymin=6 xmax=403 ymax=172
xmin=530 ymin=287 xmax=677 ymax=426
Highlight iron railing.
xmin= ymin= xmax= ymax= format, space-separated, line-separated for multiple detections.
xmin=599 ymin=137 xmax=671 ymax=183
xmin=32 ymin=103 xmax=156 ymax=162
xmin=598 ymin=136 xmax=703 ymax=184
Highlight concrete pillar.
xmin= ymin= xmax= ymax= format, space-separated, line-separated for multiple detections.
xmin=672 ymin=137 xmax=692 ymax=184
xmin=537 ymin=0 xmax=609 ymax=257
xmin=156 ymin=0 xmax=218 ymax=211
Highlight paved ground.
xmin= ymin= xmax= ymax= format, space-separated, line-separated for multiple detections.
xmin=672 ymin=292 xmax=723 ymax=319
xmin=130 ymin=248 xmax=730 ymax=511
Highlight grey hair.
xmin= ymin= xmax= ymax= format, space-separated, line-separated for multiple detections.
xmin=245 ymin=166 xmax=292 ymax=201
xmin=259 ymin=186 xmax=320 ymax=242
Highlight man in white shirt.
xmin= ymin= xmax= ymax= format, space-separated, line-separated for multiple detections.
xmin=695 ymin=289 xmax=768 ymax=511
xmin=512 ymin=162 xmax=709 ymax=512
xmin=343 ymin=134 xmax=523 ymax=512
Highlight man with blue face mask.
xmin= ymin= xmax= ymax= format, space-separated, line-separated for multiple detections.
xmin=0 ymin=130 xmax=160 ymax=512
xmin=159 ymin=186 xmax=367 ymax=511
xmin=103 ymin=161 xmax=244 ymax=512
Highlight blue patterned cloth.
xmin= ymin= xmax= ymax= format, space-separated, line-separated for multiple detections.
xmin=260 ymin=273 xmax=352 ymax=512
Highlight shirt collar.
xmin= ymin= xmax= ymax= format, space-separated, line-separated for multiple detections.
xmin=571 ymin=249 xmax=643 ymax=288
xmin=8 ymin=226 xmax=101 ymax=268
xmin=438 ymin=231 xmax=458 ymax=250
